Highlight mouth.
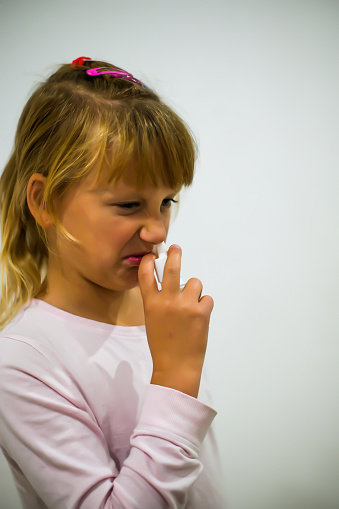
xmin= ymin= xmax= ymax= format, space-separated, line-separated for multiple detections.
xmin=123 ymin=252 xmax=152 ymax=266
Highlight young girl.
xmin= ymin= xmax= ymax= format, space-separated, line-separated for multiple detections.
xmin=0 ymin=57 xmax=223 ymax=508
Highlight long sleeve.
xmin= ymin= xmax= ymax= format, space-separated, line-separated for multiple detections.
xmin=0 ymin=337 xmax=217 ymax=509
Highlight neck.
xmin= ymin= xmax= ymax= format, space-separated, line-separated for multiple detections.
xmin=37 ymin=276 xmax=145 ymax=327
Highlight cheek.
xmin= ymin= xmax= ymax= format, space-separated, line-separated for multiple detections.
xmin=62 ymin=205 xmax=110 ymax=241
xmin=85 ymin=215 xmax=136 ymax=257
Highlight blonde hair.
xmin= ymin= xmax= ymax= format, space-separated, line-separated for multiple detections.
xmin=0 ymin=59 xmax=196 ymax=329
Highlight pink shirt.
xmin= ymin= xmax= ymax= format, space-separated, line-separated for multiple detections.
xmin=0 ymin=300 xmax=223 ymax=508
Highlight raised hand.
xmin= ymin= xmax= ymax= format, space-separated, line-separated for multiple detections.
xmin=138 ymin=245 xmax=214 ymax=398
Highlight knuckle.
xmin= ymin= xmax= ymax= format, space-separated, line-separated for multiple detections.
xmin=165 ymin=266 xmax=177 ymax=278
xmin=162 ymin=298 xmax=177 ymax=314
xmin=187 ymin=277 xmax=203 ymax=291
xmin=144 ymin=300 xmax=159 ymax=314
xmin=181 ymin=301 xmax=203 ymax=318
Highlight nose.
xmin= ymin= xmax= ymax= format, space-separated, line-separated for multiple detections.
xmin=139 ymin=216 xmax=168 ymax=246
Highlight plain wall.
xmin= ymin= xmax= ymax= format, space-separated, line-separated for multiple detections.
xmin=0 ymin=1 xmax=338 ymax=508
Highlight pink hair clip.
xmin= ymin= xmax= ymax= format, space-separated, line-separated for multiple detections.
xmin=86 ymin=67 xmax=145 ymax=87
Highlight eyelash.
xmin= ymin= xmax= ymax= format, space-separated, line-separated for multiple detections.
xmin=115 ymin=198 xmax=178 ymax=211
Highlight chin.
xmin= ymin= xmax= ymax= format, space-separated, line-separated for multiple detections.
xmin=114 ymin=275 xmax=140 ymax=292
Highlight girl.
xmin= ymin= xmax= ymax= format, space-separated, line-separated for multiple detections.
xmin=0 ymin=57 xmax=222 ymax=508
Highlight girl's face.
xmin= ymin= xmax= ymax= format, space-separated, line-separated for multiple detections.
xmin=48 ymin=160 xmax=180 ymax=294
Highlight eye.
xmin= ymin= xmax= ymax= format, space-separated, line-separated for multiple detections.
xmin=115 ymin=202 xmax=140 ymax=210
xmin=162 ymin=198 xmax=178 ymax=208
xmin=112 ymin=198 xmax=178 ymax=214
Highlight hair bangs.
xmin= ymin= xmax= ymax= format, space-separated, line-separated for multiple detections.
xmin=93 ymin=99 xmax=196 ymax=190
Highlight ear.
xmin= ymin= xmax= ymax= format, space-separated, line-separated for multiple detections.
xmin=27 ymin=174 xmax=54 ymax=228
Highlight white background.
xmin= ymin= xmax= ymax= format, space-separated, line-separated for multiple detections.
xmin=0 ymin=1 xmax=338 ymax=508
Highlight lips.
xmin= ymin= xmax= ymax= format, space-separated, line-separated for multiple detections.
xmin=123 ymin=251 xmax=152 ymax=266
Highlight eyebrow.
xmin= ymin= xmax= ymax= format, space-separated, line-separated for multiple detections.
xmin=89 ymin=187 xmax=113 ymax=194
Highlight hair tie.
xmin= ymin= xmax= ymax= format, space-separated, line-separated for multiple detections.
xmin=71 ymin=56 xmax=91 ymax=68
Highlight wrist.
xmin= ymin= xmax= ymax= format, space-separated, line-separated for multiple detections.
xmin=151 ymin=367 xmax=202 ymax=399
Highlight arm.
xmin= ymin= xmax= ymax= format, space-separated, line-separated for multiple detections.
xmin=0 ymin=337 xmax=216 ymax=509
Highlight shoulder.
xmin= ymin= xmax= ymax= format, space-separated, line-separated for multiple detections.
xmin=0 ymin=300 xmax=76 ymax=385
xmin=0 ymin=301 xmax=49 ymax=365
xmin=1 ymin=300 xmax=51 ymax=339
xmin=0 ymin=324 xmax=87 ymax=425
xmin=0 ymin=299 xmax=101 ymax=355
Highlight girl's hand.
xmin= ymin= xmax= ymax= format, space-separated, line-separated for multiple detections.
xmin=138 ymin=245 xmax=214 ymax=398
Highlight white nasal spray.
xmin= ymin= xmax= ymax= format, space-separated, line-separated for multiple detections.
xmin=154 ymin=242 xmax=186 ymax=290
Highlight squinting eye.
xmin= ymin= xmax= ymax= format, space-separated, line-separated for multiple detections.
xmin=115 ymin=202 xmax=140 ymax=210
xmin=162 ymin=198 xmax=178 ymax=208
xmin=113 ymin=198 xmax=178 ymax=213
